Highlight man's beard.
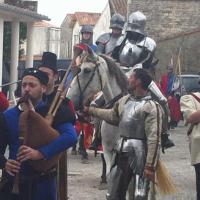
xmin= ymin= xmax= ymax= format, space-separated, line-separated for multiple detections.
xmin=112 ymin=29 xmax=122 ymax=35
xmin=127 ymin=84 xmax=136 ymax=95
xmin=23 ymin=93 xmax=37 ymax=105
xmin=127 ymin=87 xmax=135 ymax=95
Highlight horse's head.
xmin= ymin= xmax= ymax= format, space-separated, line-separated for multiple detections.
xmin=67 ymin=46 xmax=108 ymax=111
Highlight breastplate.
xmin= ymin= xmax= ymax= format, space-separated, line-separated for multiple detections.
xmin=119 ymin=41 xmax=143 ymax=67
xmin=105 ymin=35 xmax=120 ymax=54
xmin=119 ymin=98 xmax=146 ymax=139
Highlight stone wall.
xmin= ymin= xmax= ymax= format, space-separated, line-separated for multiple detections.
xmin=154 ymin=30 xmax=200 ymax=81
xmin=60 ymin=15 xmax=74 ymax=58
xmin=93 ymin=3 xmax=111 ymax=42
xmin=5 ymin=0 xmax=37 ymax=12
xmin=128 ymin=0 xmax=200 ymax=40
xmin=22 ymin=26 xmax=60 ymax=57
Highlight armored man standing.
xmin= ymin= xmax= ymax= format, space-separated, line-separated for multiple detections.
xmin=81 ymin=68 xmax=163 ymax=200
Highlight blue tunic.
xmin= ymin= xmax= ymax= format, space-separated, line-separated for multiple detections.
xmin=1 ymin=101 xmax=78 ymax=200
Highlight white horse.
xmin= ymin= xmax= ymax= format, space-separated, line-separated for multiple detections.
xmin=67 ymin=47 xmax=127 ymax=182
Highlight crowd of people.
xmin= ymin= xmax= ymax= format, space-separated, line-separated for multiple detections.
xmin=0 ymin=10 xmax=199 ymax=200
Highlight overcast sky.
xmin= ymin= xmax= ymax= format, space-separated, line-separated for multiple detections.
xmin=37 ymin=0 xmax=108 ymax=27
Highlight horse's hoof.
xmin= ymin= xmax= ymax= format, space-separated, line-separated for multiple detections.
xmin=81 ymin=158 xmax=89 ymax=164
xmin=71 ymin=150 xmax=77 ymax=155
xmin=98 ymin=182 xmax=108 ymax=190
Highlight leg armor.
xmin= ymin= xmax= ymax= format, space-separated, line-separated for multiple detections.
xmin=106 ymin=155 xmax=150 ymax=200
xmin=107 ymin=139 xmax=149 ymax=200
xmin=106 ymin=152 xmax=133 ymax=200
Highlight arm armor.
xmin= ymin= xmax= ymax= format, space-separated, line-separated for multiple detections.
xmin=96 ymin=43 xmax=105 ymax=55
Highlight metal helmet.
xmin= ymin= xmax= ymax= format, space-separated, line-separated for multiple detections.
xmin=126 ymin=11 xmax=146 ymax=35
xmin=80 ymin=24 xmax=93 ymax=34
xmin=166 ymin=63 xmax=174 ymax=69
xmin=80 ymin=25 xmax=93 ymax=46
xmin=110 ymin=14 xmax=125 ymax=30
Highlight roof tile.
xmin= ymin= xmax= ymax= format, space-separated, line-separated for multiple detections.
xmin=0 ymin=3 xmax=50 ymax=21
xmin=34 ymin=21 xmax=59 ymax=28
xmin=109 ymin=0 xmax=127 ymax=18
xmin=75 ymin=12 xmax=101 ymax=26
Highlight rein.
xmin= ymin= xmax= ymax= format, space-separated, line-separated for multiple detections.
xmin=77 ymin=61 xmax=103 ymax=110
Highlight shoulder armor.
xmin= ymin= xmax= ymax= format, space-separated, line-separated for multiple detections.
xmin=137 ymin=37 xmax=156 ymax=52
xmin=115 ymin=34 xmax=127 ymax=47
xmin=96 ymin=33 xmax=111 ymax=45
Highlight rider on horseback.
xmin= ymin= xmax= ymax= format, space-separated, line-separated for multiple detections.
xmin=96 ymin=14 xmax=125 ymax=55
xmin=90 ymin=11 xmax=172 ymax=153
xmin=112 ymin=11 xmax=156 ymax=72
xmin=76 ymin=24 xmax=98 ymax=65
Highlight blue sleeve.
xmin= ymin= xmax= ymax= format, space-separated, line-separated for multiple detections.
xmin=91 ymin=45 xmax=98 ymax=52
xmin=38 ymin=123 xmax=78 ymax=160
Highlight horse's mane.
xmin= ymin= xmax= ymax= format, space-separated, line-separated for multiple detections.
xmin=81 ymin=52 xmax=127 ymax=92
xmin=99 ymin=54 xmax=127 ymax=92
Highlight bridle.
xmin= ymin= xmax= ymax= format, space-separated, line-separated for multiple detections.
xmin=77 ymin=60 xmax=103 ymax=110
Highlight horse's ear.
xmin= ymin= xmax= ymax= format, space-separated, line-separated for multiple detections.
xmin=86 ymin=44 xmax=99 ymax=63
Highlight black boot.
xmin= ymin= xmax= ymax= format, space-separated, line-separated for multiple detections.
xmin=88 ymin=137 xmax=101 ymax=151
xmin=161 ymin=133 xmax=175 ymax=154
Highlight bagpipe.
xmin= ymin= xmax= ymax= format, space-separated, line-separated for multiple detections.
xmin=11 ymin=46 xmax=83 ymax=195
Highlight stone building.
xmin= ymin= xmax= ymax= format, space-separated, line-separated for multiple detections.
xmin=128 ymin=0 xmax=200 ymax=39
xmin=156 ymin=29 xmax=200 ymax=79
xmin=22 ymin=21 xmax=60 ymax=59
xmin=60 ymin=14 xmax=75 ymax=59
xmin=60 ymin=1 xmax=128 ymax=59
xmin=127 ymin=0 xmax=200 ymax=75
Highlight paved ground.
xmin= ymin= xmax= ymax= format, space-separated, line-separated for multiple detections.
xmin=67 ymin=121 xmax=197 ymax=200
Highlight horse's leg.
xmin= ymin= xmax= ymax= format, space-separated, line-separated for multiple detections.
xmin=78 ymin=130 xmax=89 ymax=164
xmin=101 ymin=154 xmax=107 ymax=183
xmin=98 ymin=154 xmax=108 ymax=190
xmin=101 ymin=123 xmax=119 ymax=181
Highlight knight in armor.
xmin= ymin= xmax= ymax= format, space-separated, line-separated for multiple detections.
xmin=111 ymin=11 xmax=156 ymax=72
xmin=96 ymin=14 xmax=125 ymax=55
xmin=80 ymin=68 xmax=163 ymax=200
xmin=0 ymin=69 xmax=78 ymax=200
